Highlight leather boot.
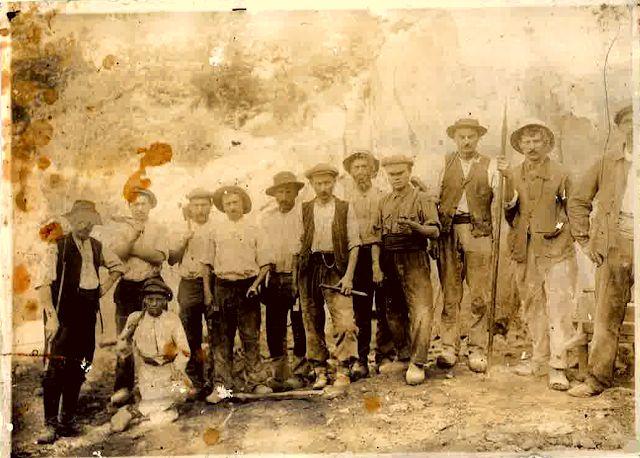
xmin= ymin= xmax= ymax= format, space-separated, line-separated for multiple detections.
xmin=312 ymin=367 xmax=328 ymax=390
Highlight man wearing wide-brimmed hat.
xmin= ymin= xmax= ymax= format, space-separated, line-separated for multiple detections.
xmin=377 ymin=155 xmax=441 ymax=386
xmin=110 ymin=186 xmax=170 ymax=406
xmin=298 ymin=163 xmax=361 ymax=389
xmin=204 ymin=184 xmax=273 ymax=402
xmin=434 ymin=118 xmax=500 ymax=374
xmin=497 ymin=119 xmax=577 ymax=391
xmin=341 ymin=150 xmax=395 ymax=378
xmin=567 ymin=104 xmax=634 ymax=397
xmin=259 ymin=172 xmax=310 ymax=390
xmin=167 ymin=188 xmax=215 ymax=395
xmin=35 ymin=200 xmax=125 ymax=444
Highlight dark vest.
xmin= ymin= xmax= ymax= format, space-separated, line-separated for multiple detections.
xmin=50 ymin=234 xmax=102 ymax=321
xmin=439 ymin=152 xmax=493 ymax=237
xmin=299 ymin=197 xmax=349 ymax=274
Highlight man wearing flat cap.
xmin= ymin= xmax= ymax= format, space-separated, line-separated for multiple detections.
xmin=341 ymin=150 xmax=395 ymax=378
xmin=115 ymin=278 xmax=191 ymax=424
xmin=567 ymin=104 xmax=634 ymax=397
xmin=110 ymin=186 xmax=170 ymax=406
xmin=298 ymin=162 xmax=361 ymax=389
xmin=168 ymin=188 xmax=215 ymax=395
xmin=434 ymin=118 xmax=501 ymax=373
xmin=35 ymin=200 xmax=125 ymax=444
xmin=259 ymin=172 xmax=310 ymax=390
xmin=377 ymin=155 xmax=441 ymax=386
xmin=203 ymin=184 xmax=272 ymax=402
xmin=497 ymin=120 xmax=577 ymax=392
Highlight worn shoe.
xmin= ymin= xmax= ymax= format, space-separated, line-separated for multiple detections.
xmin=253 ymin=384 xmax=273 ymax=395
xmin=436 ymin=348 xmax=457 ymax=369
xmin=548 ymin=368 xmax=570 ymax=391
xmin=110 ymin=388 xmax=131 ymax=406
xmin=513 ymin=361 xmax=548 ymax=377
xmin=567 ymin=382 xmax=604 ymax=398
xmin=405 ymin=363 xmax=426 ymax=385
xmin=312 ymin=369 xmax=328 ymax=390
xmin=468 ymin=352 xmax=487 ymax=373
xmin=378 ymin=359 xmax=409 ymax=374
xmin=205 ymin=385 xmax=229 ymax=404
xmin=57 ymin=420 xmax=82 ymax=437
xmin=36 ymin=425 xmax=57 ymax=445
xmin=351 ymin=360 xmax=369 ymax=380
xmin=333 ymin=372 xmax=351 ymax=388
xmin=283 ymin=376 xmax=304 ymax=391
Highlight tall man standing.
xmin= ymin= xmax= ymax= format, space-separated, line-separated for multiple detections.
xmin=299 ymin=163 xmax=360 ymax=389
xmin=111 ymin=187 xmax=169 ymax=405
xmin=341 ymin=150 xmax=394 ymax=378
xmin=36 ymin=201 xmax=124 ymax=444
xmin=497 ymin=120 xmax=577 ymax=391
xmin=260 ymin=172 xmax=309 ymax=390
xmin=567 ymin=104 xmax=634 ymax=397
xmin=168 ymin=188 xmax=215 ymax=394
xmin=436 ymin=118 xmax=500 ymax=373
xmin=377 ymin=155 xmax=441 ymax=385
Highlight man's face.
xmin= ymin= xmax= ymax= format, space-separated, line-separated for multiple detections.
xmin=453 ymin=128 xmax=480 ymax=157
xmin=222 ymin=193 xmax=244 ymax=221
xmin=618 ymin=112 xmax=633 ymax=148
xmin=310 ymin=173 xmax=336 ymax=201
xmin=274 ymin=185 xmax=299 ymax=213
xmin=143 ymin=294 xmax=167 ymax=317
xmin=129 ymin=194 xmax=153 ymax=221
xmin=70 ymin=216 xmax=94 ymax=240
xmin=384 ymin=163 xmax=412 ymax=191
xmin=519 ymin=130 xmax=551 ymax=163
xmin=188 ymin=197 xmax=212 ymax=224
xmin=350 ymin=157 xmax=374 ymax=189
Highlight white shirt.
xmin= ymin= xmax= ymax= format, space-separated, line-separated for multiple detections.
xmin=129 ymin=310 xmax=190 ymax=370
xmin=172 ymin=221 xmax=213 ymax=280
xmin=260 ymin=206 xmax=302 ymax=273
xmin=111 ymin=220 xmax=169 ymax=282
xmin=309 ymin=197 xmax=361 ymax=252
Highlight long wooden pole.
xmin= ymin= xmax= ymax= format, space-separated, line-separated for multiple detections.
xmin=487 ymin=101 xmax=508 ymax=370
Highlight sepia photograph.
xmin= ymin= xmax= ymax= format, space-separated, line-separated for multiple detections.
xmin=1 ymin=0 xmax=638 ymax=456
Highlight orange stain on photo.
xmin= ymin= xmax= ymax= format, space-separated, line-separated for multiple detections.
xmin=102 ymin=54 xmax=118 ymax=69
xmin=24 ymin=299 xmax=39 ymax=320
xmin=203 ymin=427 xmax=221 ymax=445
xmin=363 ymin=395 xmax=381 ymax=413
xmin=37 ymin=155 xmax=51 ymax=170
xmin=39 ymin=221 xmax=63 ymax=243
xmin=163 ymin=341 xmax=178 ymax=359
xmin=13 ymin=264 xmax=31 ymax=294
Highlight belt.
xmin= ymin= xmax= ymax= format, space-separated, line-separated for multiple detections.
xmin=452 ymin=213 xmax=471 ymax=224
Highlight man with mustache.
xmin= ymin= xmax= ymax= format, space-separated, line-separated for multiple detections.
xmin=435 ymin=118 xmax=500 ymax=373
xmin=299 ymin=163 xmax=361 ymax=389
xmin=260 ymin=172 xmax=310 ymax=390
xmin=377 ymin=155 xmax=441 ymax=385
xmin=110 ymin=187 xmax=169 ymax=406
xmin=36 ymin=200 xmax=124 ymax=444
xmin=497 ymin=120 xmax=577 ymax=391
xmin=567 ymin=104 xmax=634 ymax=397
xmin=168 ymin=188 xmax=215 ymax=395
xmin=341 ymin=150 xmax=395 ymax=378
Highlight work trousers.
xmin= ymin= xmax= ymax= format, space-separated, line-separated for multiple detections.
xmin=587 ymin=235 xmax=634 ymax=389
xmin=43 ymin=288 xmax=98 ymax=426
xmin=261 ymin=272 xmax=308 ymax=380
xmin=114 ymin=277 xmax=161 ymax=392
xmin=382 ymin=249 xmax=435 ymax=366
xmin=353 ymin=245 xmax=395 ymax=364
xmin=514 ymin=243 xmax=577 ymax=371
xmin=177 ymin=277 xmax=210 ymax=388
xmin=437 ymin=223 xmax=491 ymax=355
xmin=208 ymin=276 xmax=262 ymax=390
xmin=300 ymin=252 xmax=358 ymax=369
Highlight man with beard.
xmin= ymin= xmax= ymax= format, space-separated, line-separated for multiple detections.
xmin=341 ymin=150 xmax=395 ymax=378
xmin=567 ymin=104 xmax=634 ymax=397
xmin=435 ymin=118 xmax=500 ymax=373
xmin=36 ymin=200 xmax=124 ymax=444
xmin=260 ymin=172 xmax=310 ymax=390
xmin=497 ymin=120 xmax=577 ymax=391
xmin=111 ymin=187 xmax=169 ymax=406
xmin=299 ymin=163 xmax=361 ymax=389
xmin=377 ymin=155 xmax=441 ymax=386
xmin=168 ymin=188 xmax=215 ymax=395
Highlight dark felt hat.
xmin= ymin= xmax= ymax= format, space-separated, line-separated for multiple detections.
xmin=342 ymin=149 xmax=380 ymax=176
xmin=446 ymin=118 xmax=488 ymax=139
xmin=265 ymin=171 xmax=305 ymax=197
xmin=304 ymin=163 xmax=339 ymax=180
xmin=63 ymin=200 xmax=103 ymax=225
xmin=141 ymin=278 xmax=173 ymax=301
xmin=212 ymin=185 xmax=252 ymax=214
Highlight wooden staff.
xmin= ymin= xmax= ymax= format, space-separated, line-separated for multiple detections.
xmin=487 ymin=101 xmax=508 ymax=370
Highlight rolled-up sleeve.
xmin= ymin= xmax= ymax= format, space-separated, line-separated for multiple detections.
xmin=346 ymin=203 xmax=362 ymax=250
xmin=418 ymin=194 xmax=440 ymax=228
xmin=101 ymin=246 xmax=126 ymax=275
xmin=256 ymin=229 xmax=274 ymax=268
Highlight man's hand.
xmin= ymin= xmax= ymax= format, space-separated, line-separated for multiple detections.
xmin=44 ymin=312 xmax=59 ymax=341
xmin=410 ymin=176 xmax=429 ymax=192
xmin=497 ymin=157 xmax=512 ymax=179
xmin=372 ymin=264 xmax=384 ymax=286
xmin=246 ymin=283 xmax=260 ymax=298
xmin=336 ymin=275 xmax=353 ymax=296
xmin=580 ymin=241 xmax=603 ymax=267
xmin=204 ymin=289 xmax=213 ymax=307
xmin=397 ymin=217 xmax=421 ymax=232
xmin=182 ymin=229 xmax=194 ymax=244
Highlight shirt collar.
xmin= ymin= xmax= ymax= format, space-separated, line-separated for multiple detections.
xmin=457 ymin=152 xmax=480 ymax=163
xmin=522 ymin=156 xmax=551 ymax=179
xmin=392 ymin=184 xmax=414 ymax=199
xmin=71 ymin=233 xmax=89 ymax=249
xmin=314 ymin=196 xmax=335 ymax=207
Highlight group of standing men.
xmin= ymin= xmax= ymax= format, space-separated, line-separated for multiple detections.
xmin=35 ymin=104 xmax=634 ymax=444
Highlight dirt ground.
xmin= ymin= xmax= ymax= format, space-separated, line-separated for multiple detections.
xmin=11 ymin=331 xmax=636 ymax=457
